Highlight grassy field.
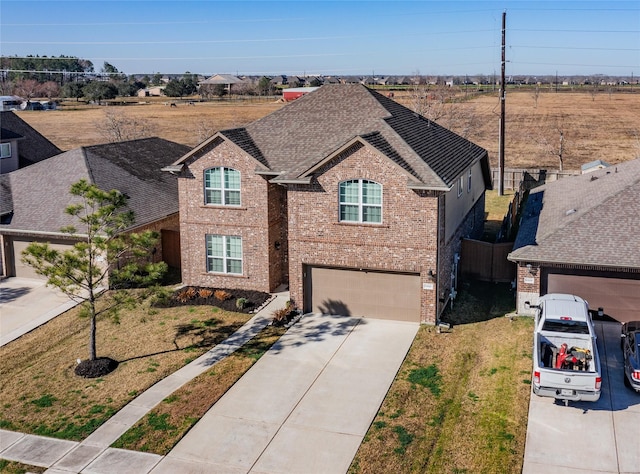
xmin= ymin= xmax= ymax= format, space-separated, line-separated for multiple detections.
xmin=16 ymin=90 xmax=640 ymax=171
xmin=349 ymin=282 xmax=532 ymax=474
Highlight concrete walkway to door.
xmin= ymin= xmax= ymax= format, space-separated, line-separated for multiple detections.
xmin=152 ymin=313 xmax=419 ymax=474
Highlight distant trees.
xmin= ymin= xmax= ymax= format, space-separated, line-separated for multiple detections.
xmin=164 ymin=73 xmax=198 ymax=98
xmin=0 ymin=55 xmax=94 ymax=84
xmin=61 ymin=82 xmax=85 ymax=101
xmin=200 ymin=83 xmax=227 ymax=99
xmin=83 ymin=81 xmax=118 ymax=104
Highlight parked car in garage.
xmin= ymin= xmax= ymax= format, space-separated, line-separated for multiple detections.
xmin=621 ymin=320 xmax=640 ymax=392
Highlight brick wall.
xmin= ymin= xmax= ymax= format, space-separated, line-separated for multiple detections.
xmin=129 ymin=213 xmax=180 ymax=264
xmin=516 ymin=262 xmax=541 ymax=314
xmin=178 ymin=139 xmax=286 ymax=292
xmin=287 ymin=144 xmax=440 ymax=323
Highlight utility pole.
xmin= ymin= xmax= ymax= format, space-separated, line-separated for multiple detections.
xmin=498 ymin=10 xmax=506 ymax=196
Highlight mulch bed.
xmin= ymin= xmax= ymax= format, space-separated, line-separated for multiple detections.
xmin=154 ymin=286 xmax=272 ymax=314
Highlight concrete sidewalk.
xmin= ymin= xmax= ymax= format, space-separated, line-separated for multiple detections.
xmin=0 ymin=289 xmax=290 ymax=473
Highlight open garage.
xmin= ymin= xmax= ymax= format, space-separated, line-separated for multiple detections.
xmin=545 ymin=271 xmax=640 ymax=323
xmin=304 ymin=266 xmax=421 ymax=322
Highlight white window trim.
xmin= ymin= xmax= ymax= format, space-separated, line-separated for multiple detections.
xmin=457 ymin=175 xmax=464 ymax=197
xmin=206 ymin=234 xmax=243 ymax=275
xmin=339 ymin=179 xmax=383 ymax=224
xmin=204 ymin=167 xmax=241 ymax=206
xmin=467 ymin=168 xmax=472 ymax=192
xmin=0 ymin=143 xmax=11 ymax=159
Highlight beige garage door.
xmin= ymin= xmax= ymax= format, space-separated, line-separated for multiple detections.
xmin=306 ymin=266 xmax=421 ymax=322
xmin=547 ymin=273 xmax=640 ymax=323
xmin=12 ymin=238 xmax=76 ymax=279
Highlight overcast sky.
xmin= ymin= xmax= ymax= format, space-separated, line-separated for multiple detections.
xmin=1 ymin=0 xmax=638 ymax=77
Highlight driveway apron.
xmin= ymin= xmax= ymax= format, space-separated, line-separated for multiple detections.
xmin=523 ymin=321 xmax=640 ymax=474
xmin=153 ymin=313 xmax=418 ymax=474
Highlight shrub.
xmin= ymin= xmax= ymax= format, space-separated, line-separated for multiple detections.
xmin=198 ymin=288 xmax=213 ymax=299
xmin=214 ymin=289 xmax=232 ymax=301
xmin=176 ymin=287 xmax=197 ymax=303
xmin=272 ymin=307 xmax=289 ymax=323
xmin=236 ymin=297 xmax=248 ymax=310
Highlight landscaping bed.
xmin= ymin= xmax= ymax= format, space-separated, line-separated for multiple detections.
xmin=155 ymin=286 xmax=271 ymax=313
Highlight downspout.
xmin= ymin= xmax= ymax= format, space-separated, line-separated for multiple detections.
xmin=435 ymin=193 xmax=442 ymax=324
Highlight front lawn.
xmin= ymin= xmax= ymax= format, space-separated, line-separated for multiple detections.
xmin=0 ymin=287 xmax=268 ymax=440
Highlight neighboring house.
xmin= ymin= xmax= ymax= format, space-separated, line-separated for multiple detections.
xmin=0 ymin=111 xmax=62 ymax=174
xmin=137 ymin=86 xmax=166 ymax=97
xmin=508 ymin=158 xmax=640 ymax=323
xmin=166 ymin=84 xmax=491 ymax=324
xmin=198 ymin=74 xmax=244 ymax=92
xmin=0 ymin=138 xmax=190 ymax=279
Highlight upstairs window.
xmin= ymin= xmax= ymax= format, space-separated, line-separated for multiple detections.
xmin=339 ymin=179 xmax=382 ymax=223
xmin=204 ymin=167 xmax=240 ymax=206
xmin=206 ymin=235 xmax=242 ymax=274
xmin=0 ymin=143 xmax=11 ymax=159
xmin=467 ymin=168 xmax=472 ymax=192
xmin=457 ymin=175 xmax=464 ymax=197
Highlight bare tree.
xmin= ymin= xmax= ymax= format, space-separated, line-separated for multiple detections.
xmin=195 ymin=120 xmax=216 ymax=143
xmin=529 ymin=114 xmax=568 ymax=171
xmin=531 ymin=84 xmax=541 ymax=109
xmin=14 ymin=79 xmax=42 ymax=101
xmin=97 ymin=110 xmax=151 ymax=143
xmin=39 ymin=81 xmax=60 ymax=100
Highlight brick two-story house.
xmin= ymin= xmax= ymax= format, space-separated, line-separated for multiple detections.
xmin=166 ymin=84 xmax=491 ymax=324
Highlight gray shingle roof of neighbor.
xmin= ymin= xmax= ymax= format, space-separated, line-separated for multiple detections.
xmin=175 ymin=84 xmax=491 ymax=191
xmin=509 ymin=158 xmax=640 ymax=270
xmin=0 ymin=137 xmax=190 ymax=235
xmin=0 ymin=111 xmax=62 ymax=167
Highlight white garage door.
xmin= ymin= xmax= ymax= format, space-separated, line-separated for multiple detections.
xmin=12 ymin=238 xmax=76 ymax=279
xmin=547 ymin=273 xmax=640 ymax=323
xmin=306 ymin=266 xmax=421 ymax=322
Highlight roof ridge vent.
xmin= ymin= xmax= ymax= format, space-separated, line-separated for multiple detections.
xmin=565 ymin=208 xmax=577 ymax=216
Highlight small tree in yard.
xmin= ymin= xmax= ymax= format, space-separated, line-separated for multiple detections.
xmin=21 ymin=179 xmax=167 ymax=377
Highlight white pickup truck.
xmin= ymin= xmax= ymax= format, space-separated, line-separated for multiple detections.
xmin=527 ymin=294 xmax=602 ymax=405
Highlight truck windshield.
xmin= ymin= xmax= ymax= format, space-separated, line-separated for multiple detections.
xmin=542 ymin=319 xmax=589 ymax=334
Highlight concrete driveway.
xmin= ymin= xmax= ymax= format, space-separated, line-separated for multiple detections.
xmin=523 ymin=321 xmax=640 ymax=474
xmin=151 ymin=313 xmax=419 ymax=474
xmin=0 ymin=277 xmax=76 ymax=346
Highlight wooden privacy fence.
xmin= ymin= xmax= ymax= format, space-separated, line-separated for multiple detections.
xmin=490 ymin=167 xmax=578 ymax=191
xmin=461 ymin=239 xmax=515 ymax=282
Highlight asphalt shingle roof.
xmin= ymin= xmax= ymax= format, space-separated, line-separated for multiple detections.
xmin=509 ymin=158 xmax=640 ymax=269
xmin=176 ymin=84 xmax=490 ymax=190
xmin=0 ymin=111 xmax=62 ymax=167
xmin=0 ymin=138 xmax=189 ymax=235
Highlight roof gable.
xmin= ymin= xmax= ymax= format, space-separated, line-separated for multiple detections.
xmin=183 ymin=84 xmax=489 ymax=190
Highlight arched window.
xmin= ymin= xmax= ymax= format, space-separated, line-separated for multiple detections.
xmin=339 ymin=179 xmax=382 ymax=223
xmin=204 ymin=167 xmax=240 ymax=205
